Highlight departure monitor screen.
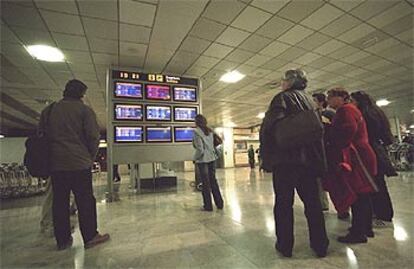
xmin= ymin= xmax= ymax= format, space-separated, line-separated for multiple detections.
xmin=145 ymin=105 xmax=171 ymax=121
xmin=174 ymin=127 xmax=195 ymax=142
xmin=145 ymin=84 xmax=171 ymax=100
xmin=173 ymin=86 xmax=197 ymax=102
xmin=173 ymin=106 xmax=197 ymax=122
xmin=114 ymin=82 xmax=143 ymax=99
xmin=114 ymin=126 xmax=143 ymax=143
xmin=114 ymin=104 xmax=143 ymax=120
xmin=146 ymin=127 xmax=172 ymax=142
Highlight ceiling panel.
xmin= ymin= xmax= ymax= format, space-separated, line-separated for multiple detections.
xmin=319 ymin=14 xmax=361 ymax=37
xmin=215 ymin=26 xmax=251 ymax=47
xmin=251 ymin=0 xmax=289 ymax=14
xmin=277 ymin=0 xmax=324 ymax=23
xmin=83 ymin=17 xmax=118 ymax=40
xmin=202 ymin=0 xmax=246 ymax=25
xmin=300 ymin=3 xmax=343 ymax=30
xmin=40 ymin=10 xmax=84 ymax=35
xmin=52 ymin=33 xmax=89 ymax=51
xmin=224 ymin=49 xmax=254 ymax=64
xmin=277 ymin=25 xmax=314 ymax=45
xmin=230 ymin=6 xmax=272 ymax=32
xmin=255 ymin=15 xmax=294 ymax=39
xmin=203 ymin=43 xmax=234 ymax=58
xmin=189 ymin=18 xmax=227 ymax=41
xmin=1 ymin=2 xmax=47 ymax=31
xmin=350 ymin=0 xmax=399 ymax=21
xmin=239 ymin=34 xmax=272 ymax=53
xmin=78 ymin=0 xmax=117 ymax=21
xmin=119 ymin=23 xmax=151 ymax=44
xmin=34 ymin=0 xmax=78 ymax=15
xmin=119 ymin=0 xmax=156 ymax=27
xmin=259 ymin=40 xmax=291 ymax=57
xmin=296 ymin=32 xmax=331 ymax=50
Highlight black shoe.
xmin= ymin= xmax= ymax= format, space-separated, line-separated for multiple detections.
xmin=57 ymin=236 xmax=73 ymax=251
xmin=201 ymin=207 xmax=213 ymax=212
xmin=338 ymin=212 xmax=350 ymax=220
xmin=366 ymin=230 xmax=374 ymax=238
xmin=337 ymin=233 xmax=367 ymax=244
xmin=347 ymin=227 xmax=374 ymax=238
xmin=313 ymin=248 xmax=327 ymax=258
xmin=275 ymin=243 xmax=292 ymax=258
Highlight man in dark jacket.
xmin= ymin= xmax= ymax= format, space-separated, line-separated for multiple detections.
xmin=247 ymin=145 xmax=255 ymax=169
xmin=39 ymin=79 xmax=109 ymax=250
xmin=260 ymin=69 xmax=329 ymax=258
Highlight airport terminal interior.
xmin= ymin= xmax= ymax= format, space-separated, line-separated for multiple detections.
xmin=0 ymin=0 xmax=413 ymax=268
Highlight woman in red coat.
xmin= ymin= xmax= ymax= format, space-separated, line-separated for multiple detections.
xmin=324 ymin=88 xmax=378 ymax=244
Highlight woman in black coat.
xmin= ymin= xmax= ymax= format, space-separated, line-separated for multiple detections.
xmin=350 ymin=91 xmax=397 ymax=227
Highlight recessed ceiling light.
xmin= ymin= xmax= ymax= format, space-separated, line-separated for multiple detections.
xmin=376 ymin=99 xmax=390 ymax=107
xmin=220 ymin=70 xmax=245 ymax=83
xmin=25 ymin=44 xmax=65 ymax=62
xmin=257 ymin=112 xmax=265 ymax=119
xmin=0 ymin=135 xmax=4 ymax=138
xmin=409 ymin=125 xmax=414 ymax=129
xmin=411 ymin=109 xmax=414 ymax=113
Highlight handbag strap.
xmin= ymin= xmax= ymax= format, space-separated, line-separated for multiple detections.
xmin=40 ymin=102 xmax=56 ymax=137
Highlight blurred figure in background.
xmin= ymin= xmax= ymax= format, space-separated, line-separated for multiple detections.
xmin=248 ymin=145 xmax=255 ymax=169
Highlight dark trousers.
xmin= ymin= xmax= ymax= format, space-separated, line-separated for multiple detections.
xmin=197 ymin=162 xmax=223 ymax=210
xmin=113 ymin=164 xmax=121 ymax=182
xmin=273 ymin=166 xmax=329 ymax=252
xmin=249 ymin=159 xmax=255 ymax=169
xmin=51 ymin=169 xmax=98 ymax=246
xmin=371 ymin=174 xmax=394 ymax=221
xmin=350 ymin=193 xmax=372 ymax=236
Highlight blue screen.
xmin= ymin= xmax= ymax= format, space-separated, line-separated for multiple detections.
xmin=115 ymin=105 xmax=142 ymax=120
xmin=174 ymin=127 xmax=195 ymax=142
xmin=174 ymin=87 xmax=196 ymax=102
xmin=115 ymin=127 xmax=143 ymax=142
xmin=146 ymin=106 xmax=171 ymax=121
xmin=146 ymin=127 xmax=172 ymax=142
xmin=115 ymin=82 xmax=142 ymax=98
xmin=174 ymin=107 xmax=197 ymax=121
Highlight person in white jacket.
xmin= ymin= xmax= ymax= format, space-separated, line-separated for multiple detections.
xmin=192 ymin=114 xmax=223 ymax=211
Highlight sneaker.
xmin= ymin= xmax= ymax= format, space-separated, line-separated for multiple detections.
xmin=84 ymin=233 xmax=110 ymax=249
xmin=337 ymin=233 xmax=367 ymax=244
xmin=275 ymin=243 xmax=292 ymax=258
xmin=57 ymin=236 xmax=73 ymax=251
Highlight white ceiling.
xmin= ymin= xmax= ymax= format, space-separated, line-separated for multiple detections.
xmin=1 ymin=0 xmax=413 ymax=131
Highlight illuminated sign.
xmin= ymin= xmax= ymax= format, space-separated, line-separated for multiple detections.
xmin=112 ymin=70 xmax=198 ymax=86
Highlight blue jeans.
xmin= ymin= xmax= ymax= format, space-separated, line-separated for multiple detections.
xmin=197 ymin=161 xmax=223 ymax=210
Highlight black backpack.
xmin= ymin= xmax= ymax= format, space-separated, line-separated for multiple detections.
xmin=24 ymin=103 xmax=55 ymax=178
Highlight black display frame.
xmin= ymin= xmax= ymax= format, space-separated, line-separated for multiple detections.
xmin=174 ymin=126 xmax=196 ymax=142
xmin=114 ymin=126 xmax=144 ymax=143
xmin=173 ymin=106 xmax=198 ymax=122
xmin=172 ymin=86 xmax=198 ymax=103
xmin=145 ymin=126 xmax=173 ymax=143
xmin=144 ymin=84 xmax=172 ymax=101
xmin=113 ymin=81 xmax=144 ymax=99
xmin=113 ymin=103 xmax=143 ymax=121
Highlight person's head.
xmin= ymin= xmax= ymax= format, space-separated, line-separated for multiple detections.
xmin=195 ymin=114 xmax=211 ymax=135
xmin=63 ymin=79 xmax=87 ymax=99
xmin=350 ymin=90 xmax=375 ymax=111
xmin=281 ymin=69 xmax=307 ymax=91
xmin=250 ymin=145 xmax=253 ymax=149
xmin=312 ymin=93 xmax=328 ymax=109
xmin=327 ymin=87 xmax=349 ymax=110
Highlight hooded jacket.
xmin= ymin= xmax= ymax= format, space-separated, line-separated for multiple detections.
xmin=259 ymin=88 xmax=327 ymax=175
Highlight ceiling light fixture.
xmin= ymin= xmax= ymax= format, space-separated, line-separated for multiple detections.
xmin=25 ymin=44 xmax=65 ymax=62
xmin=0 ymin=135 xmax=4 ymax=138
xmin=376 ymin=99 xmax=390 ymax=107
xmin=257 ymin=112 xmax=265 ymax=119
xmin=220 ymin=70 xmax=245 ymax=83
xmin=409 ymin=125 xmax=414 ymax=129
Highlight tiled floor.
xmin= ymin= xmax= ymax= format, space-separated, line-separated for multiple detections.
xmin=1 ymin=168 xmax=413 ymax=269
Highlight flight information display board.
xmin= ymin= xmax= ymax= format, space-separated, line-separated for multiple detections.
xmin=107 ymin=68 xmax=201 ymax=198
